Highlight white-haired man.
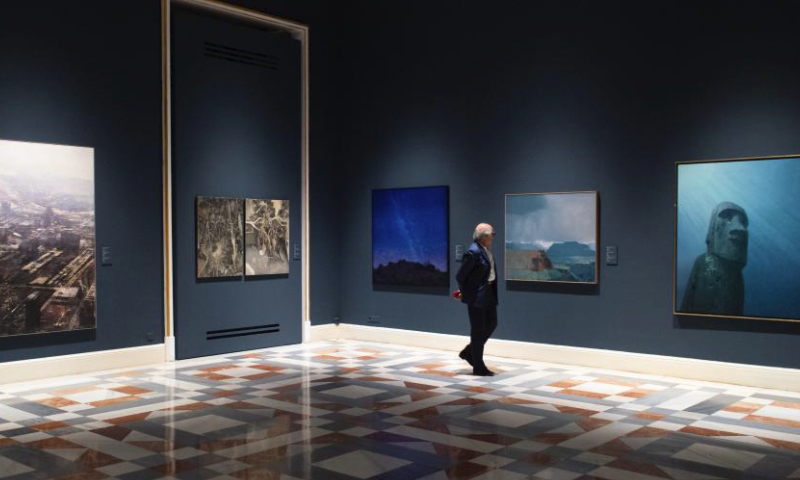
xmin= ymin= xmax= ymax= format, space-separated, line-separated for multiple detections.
xmin=454 ymin=223 xmax=498 ymax=376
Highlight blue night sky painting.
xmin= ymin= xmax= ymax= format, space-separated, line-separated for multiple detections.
xmin=372 ymin=186 xmax=449 ymax=287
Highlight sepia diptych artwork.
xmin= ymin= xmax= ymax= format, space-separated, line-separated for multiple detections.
xmin=245 ymin=199 xmax=290 ymax=276
xmin=505 ymin=191 xmax=598 ymax=284
xmin=675 ymin=156 xmax=800 ymax=322
xmin=0 ymin=139 xmax=96 ymax=337
xmin=372 ymin=186 xmax=449 ymax=288
xmin=196 ymin=196 xmax=244 ymax=279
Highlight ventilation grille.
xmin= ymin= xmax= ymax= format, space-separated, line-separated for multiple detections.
xmin=204 ymin=42 xmax=279 ymax=70
xmin=206 ymin=323 xmax=280 ymax=341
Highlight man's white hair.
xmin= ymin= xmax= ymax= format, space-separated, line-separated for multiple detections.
xmin=473 ymin=223 xmax=494 ymax=241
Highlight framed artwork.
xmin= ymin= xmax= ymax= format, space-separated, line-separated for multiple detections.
xmin=196 ymin=196 xmax=244 ymax=278
xmin=0 ymin=139 xmax=96 ymax=337
xmin=505 ymin=191 xmax=598 ymax=284
xmin=675 ymin=155 xmax=800 ymax=322
xmin=244 ymin=198 xmax=289 ymax=276
xmin=372 ymin=186 xmax=449 ymax=287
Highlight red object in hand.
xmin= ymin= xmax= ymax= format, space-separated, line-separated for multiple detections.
xmin=451 ymin=289 xmax=462 ymax=300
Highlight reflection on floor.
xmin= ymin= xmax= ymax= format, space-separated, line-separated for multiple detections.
xmin=1 ymin=342 xmax=799 ymax=480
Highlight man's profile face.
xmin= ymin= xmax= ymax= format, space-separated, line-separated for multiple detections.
xmin=709 ymin=207 xmax=748 ymax=265
xmin=480 ymin=230 xmax=494 ymax=249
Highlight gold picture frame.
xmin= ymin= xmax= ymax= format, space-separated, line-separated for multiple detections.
xmin=673 ymin=154 xmax=800 ymax=323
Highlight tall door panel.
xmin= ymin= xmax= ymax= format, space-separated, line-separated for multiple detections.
xmin=171 ymin=7 xmax=302 ymax=359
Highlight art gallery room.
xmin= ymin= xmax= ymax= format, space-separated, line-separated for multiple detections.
xmin=2 ymin=0 xmax=800 ymax=479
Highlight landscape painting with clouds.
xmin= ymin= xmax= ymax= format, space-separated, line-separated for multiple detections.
xmin=505 ymin=191 xmax=598 ymax=284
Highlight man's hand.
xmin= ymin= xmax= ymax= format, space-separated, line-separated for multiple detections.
xmin=451 ymin=289 xmax=462 ymax=300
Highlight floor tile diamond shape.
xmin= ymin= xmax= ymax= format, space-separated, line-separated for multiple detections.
xmin=1 ymin=340 xmax=800 ymax=480
xmin=469 ymin=409 xmax=542 ymax=428
xmin=168 ymin=415 xmax=244 ymax=435
xmin=0 ymin=457 xmax=35 ymax=478
xmin=673 ymin=442 xmax=764 ymax=470
xmin=314 ymin=450 xmax=410 ymax=478
xmin=323 ymin=385 xmax=385 ymax=399
xmin=571 ymin=382 xmax=632 ymax=396
xmin=63 ymin=389 xmax=129 ymax=404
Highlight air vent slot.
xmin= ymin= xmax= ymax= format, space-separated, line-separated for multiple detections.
xmin=204 ymin=41 xmax=279 ymax=70
xmin=206 ymin=323 xmax=280 ymax=340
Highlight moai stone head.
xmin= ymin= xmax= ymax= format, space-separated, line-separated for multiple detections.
xmin=706 ymin=201 xmax=748 ymax=267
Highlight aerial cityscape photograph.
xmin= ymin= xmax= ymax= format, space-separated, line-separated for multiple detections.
xmin=0 ymin=139 xmax=96 ymax=337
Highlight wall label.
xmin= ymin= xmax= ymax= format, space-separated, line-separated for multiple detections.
xmin=605 ymin=245 xmax=618 ymax=266
xmin=455 ymin=244 xmax=464 ymax=262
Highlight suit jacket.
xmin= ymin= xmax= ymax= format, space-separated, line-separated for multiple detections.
xmin=456 ymin=242 xmax=498 ymax=309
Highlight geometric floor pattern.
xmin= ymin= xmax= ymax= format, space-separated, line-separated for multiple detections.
xmin=1 ymin=341 xmax=799 ymax=480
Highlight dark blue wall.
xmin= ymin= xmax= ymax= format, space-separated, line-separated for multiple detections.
xmin=171 ymin=7 xmax=303 ymax=358
xmin=4 ymin=0 xmax=799 ymax=369
xmin=0 ymin=1 xmax=164 ymax=361
xmin=228 ymin=0 xmax=344 ymax=325
xmin=0 ymin=0 xmax=343 ymax=363
xmin=169 ymin=0 xmax=344 ymax=340
xmin=336 ymin=1 xmax=800 ymax=368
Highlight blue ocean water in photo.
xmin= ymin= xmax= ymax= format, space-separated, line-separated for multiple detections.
xmin=676 ymin=158 xmax=800 ymax=319
xmin=372 ymin=186 xmax=448 ymax=272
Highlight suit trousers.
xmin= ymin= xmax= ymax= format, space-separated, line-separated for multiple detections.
xmin=462 ymin=304 xmax=498 ymax=371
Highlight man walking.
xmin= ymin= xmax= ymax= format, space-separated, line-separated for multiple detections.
xmin=454 ymin=223 xmax=498 ymax=376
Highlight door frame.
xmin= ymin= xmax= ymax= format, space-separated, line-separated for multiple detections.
xmin=161 ymin=0 xmax=310 ymax=360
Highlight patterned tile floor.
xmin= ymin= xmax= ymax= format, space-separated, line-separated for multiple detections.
xmin=1 ymin=341 xmax=799 ymax=480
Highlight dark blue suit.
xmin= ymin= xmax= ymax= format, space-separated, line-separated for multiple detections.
xmin=456 ymin=242 xmax=498 ymax=372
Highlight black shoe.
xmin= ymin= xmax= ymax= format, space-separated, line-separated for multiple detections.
xmin=458 ymin=350 xmax=474 ymax=367
xmin=472 ymin=368 xmax=495 ymax=377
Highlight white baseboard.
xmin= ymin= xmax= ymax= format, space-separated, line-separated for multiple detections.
xmin=4 ymin=325 xmax=796 ymax=392
xmin=309 ymin=322 xmax=341 ymax=342
xmin=302 ymin=319 xmax=311 ymax=344
xmin=309 ymin=323 xmax=800 ymax=392
xmin=165 ymin=336 xmax=176 ymax=362
xmin=0 ymin=344 xmax=166 ymax=385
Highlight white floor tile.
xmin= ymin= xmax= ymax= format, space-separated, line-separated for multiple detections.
xmin=314 ymin=450 xmax=410 ymax=479
xmin=323 ymin=385 xmax=385 ymax=399
xmin=0 ymin=457 xmax=35 ymax=478
xmin=168 ymin=415 xmax=244 ymax=435
xmin=674 ymin=443 xmax=764 ymax=470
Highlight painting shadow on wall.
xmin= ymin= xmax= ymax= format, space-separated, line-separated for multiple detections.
xmin=673 ymin=315 xmax=800 ymax=336
xmin=506 ymin=280 xmax=599 ymax=296
xmin=373 ymin=284 xmax=450 ymax=296
xmin=196 ymin=276 xmax=241 ymax=284
xmin=0 ymin=328 xmax=96 ymax=353
xmin=245 ymin=273 xmax=289 ymax=282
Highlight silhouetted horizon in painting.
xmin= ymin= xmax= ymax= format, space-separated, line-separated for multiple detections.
xmin=372 ymin=186 xmax=448 ymax=287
